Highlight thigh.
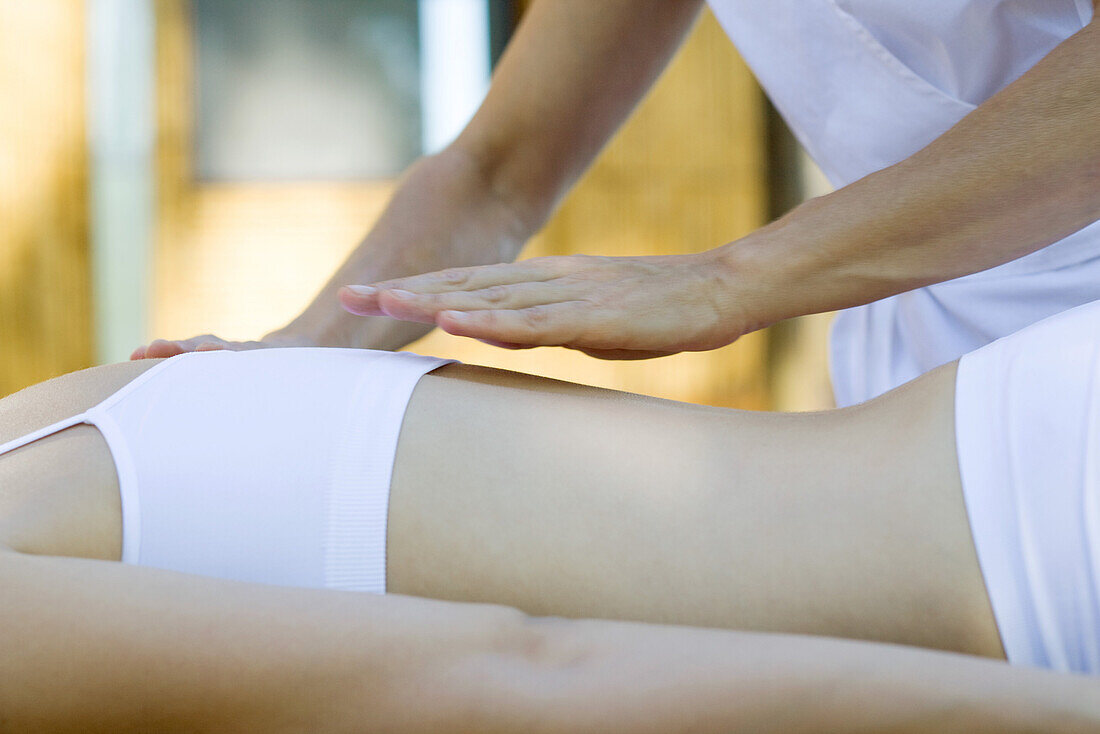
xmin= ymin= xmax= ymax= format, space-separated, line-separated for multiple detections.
xmin=387 ymin=361 xmax=1005 ymax=658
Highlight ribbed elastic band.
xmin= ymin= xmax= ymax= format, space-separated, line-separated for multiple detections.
xmin=324 ymin=352 xmax=454 ymax=593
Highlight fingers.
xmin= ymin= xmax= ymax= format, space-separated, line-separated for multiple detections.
xmin=140 ymin=339 xmax=191 ymax=359
xmin=436 ymin=302 xmax=596 ymax=347
xmin=133 ymin=336 xmax=239 ymax=360
xmin=577 ymin=347 xmax=679 ymax=360
xmin=133 ymin=339 xmax=191 ymax=360
xmin=474 ymin=338 xmax=533 ymax=350
xmin=379 ymin=260 xmax=569 ymax=293
xmin=340 ymin=259 xmax=582 ymax=316
xmin=368 ymin=281 xmax=587 ymax=323
xmin=132 ymin=333 xmax=308 ymax=360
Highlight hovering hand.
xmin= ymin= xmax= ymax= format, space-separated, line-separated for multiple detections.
xmin=338 ymin=250 xmax=751 ymax=360
xmin=130 ymin=333 xmax=314 ymax=360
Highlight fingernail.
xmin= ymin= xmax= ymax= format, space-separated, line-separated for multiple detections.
xmin=344 ymin=285 xmax=376 ymax=296
xmin=443 ymin=310 xmax=469 ymax=321
xmin=389 ymin=289 xmax=416 ymax=299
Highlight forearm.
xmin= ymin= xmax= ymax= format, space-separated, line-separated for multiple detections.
xmin=455 ymin=0 xmax=705 ymax=227
xmin=269 ymin=148 xmax=527 ymax=350
xmin=729 ymin=16 xmax=1100 ymax=328
xmin=275 ymin=1 xmax=702 ymax=350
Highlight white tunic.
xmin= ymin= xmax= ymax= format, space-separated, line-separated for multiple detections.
xmin=706 ymin=0 xmax=1099 ymax=405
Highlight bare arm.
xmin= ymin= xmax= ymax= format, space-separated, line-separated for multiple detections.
xmin=135 ymin=0 xmax=705 ymax=358
xmin=738 ymin=8 xmax=1100 ymax=328
xmin=340 ymin=12 xmax=1100 ymax=356
xmin=1 ymin=544 xmax=1098 ymax=733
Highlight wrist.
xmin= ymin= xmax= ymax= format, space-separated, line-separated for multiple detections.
xmin=714 ymin=185 xmax=920 ymax=330
xmin=268 ymin=146 xmax=543 ymax=352
xmin=711 ymin=222 xmax=818 ymax=334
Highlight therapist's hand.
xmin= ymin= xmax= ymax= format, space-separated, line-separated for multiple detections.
xmin=338 ymin=248 xmax=755 ymax=359
xmin=130 ymin=332 xmax=314 ymax=360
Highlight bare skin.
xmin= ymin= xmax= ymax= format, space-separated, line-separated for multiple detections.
xmin=1 ymin=544 xmax=1098 ymax=733
xmin=0 ymin=355 xmax=1002 ymax=658
xmin=340 ymin=6 xmax=1100 ymax=354
xmin=10 ymin=357 xmax=1100 ymax=731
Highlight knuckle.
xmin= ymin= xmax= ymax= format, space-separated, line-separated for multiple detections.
xmin=582 ymin=290 xmax=609 ymax=308
xmin=482 ymin=285 xmax=509 ymax=304
xmin=522 ymin=306 xmax=550 ymax=328
xmin=440 ymin=268 xmax=469 ymax=286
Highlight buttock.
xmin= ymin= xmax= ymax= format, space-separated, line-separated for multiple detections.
xmin=955 ymin=299 xmax=1100 ymax=673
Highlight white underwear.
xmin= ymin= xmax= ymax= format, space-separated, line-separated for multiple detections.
xmin=956 ymin=299 xmax=1100 ymax=674
xmin=0 ymin=348 xmax=453 ymax=594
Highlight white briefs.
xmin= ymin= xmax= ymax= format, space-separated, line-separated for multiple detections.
xmin=0 ymin=348 xmax=453 ymax=594
xmin=956 ymin=298 xmax=1100 ymax=674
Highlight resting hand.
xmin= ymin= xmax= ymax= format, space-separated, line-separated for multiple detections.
xmin=338 ymin=250 xmax=751 ymax=359
xmin=130 ymin=333 xmax=314 ymax=360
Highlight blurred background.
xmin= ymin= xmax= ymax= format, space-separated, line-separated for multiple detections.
xmin=0 ymin=0 xmax=835 ymax=411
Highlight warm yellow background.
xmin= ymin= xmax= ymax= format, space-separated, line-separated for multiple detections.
xmin=1 ymin=1 xmax=833 ymax=410
xmin=0 ymin=1 xmax=93 ymax=397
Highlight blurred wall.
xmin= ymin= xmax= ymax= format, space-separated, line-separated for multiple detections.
xmin=0 ymin=0 xmax=94 ymax=397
